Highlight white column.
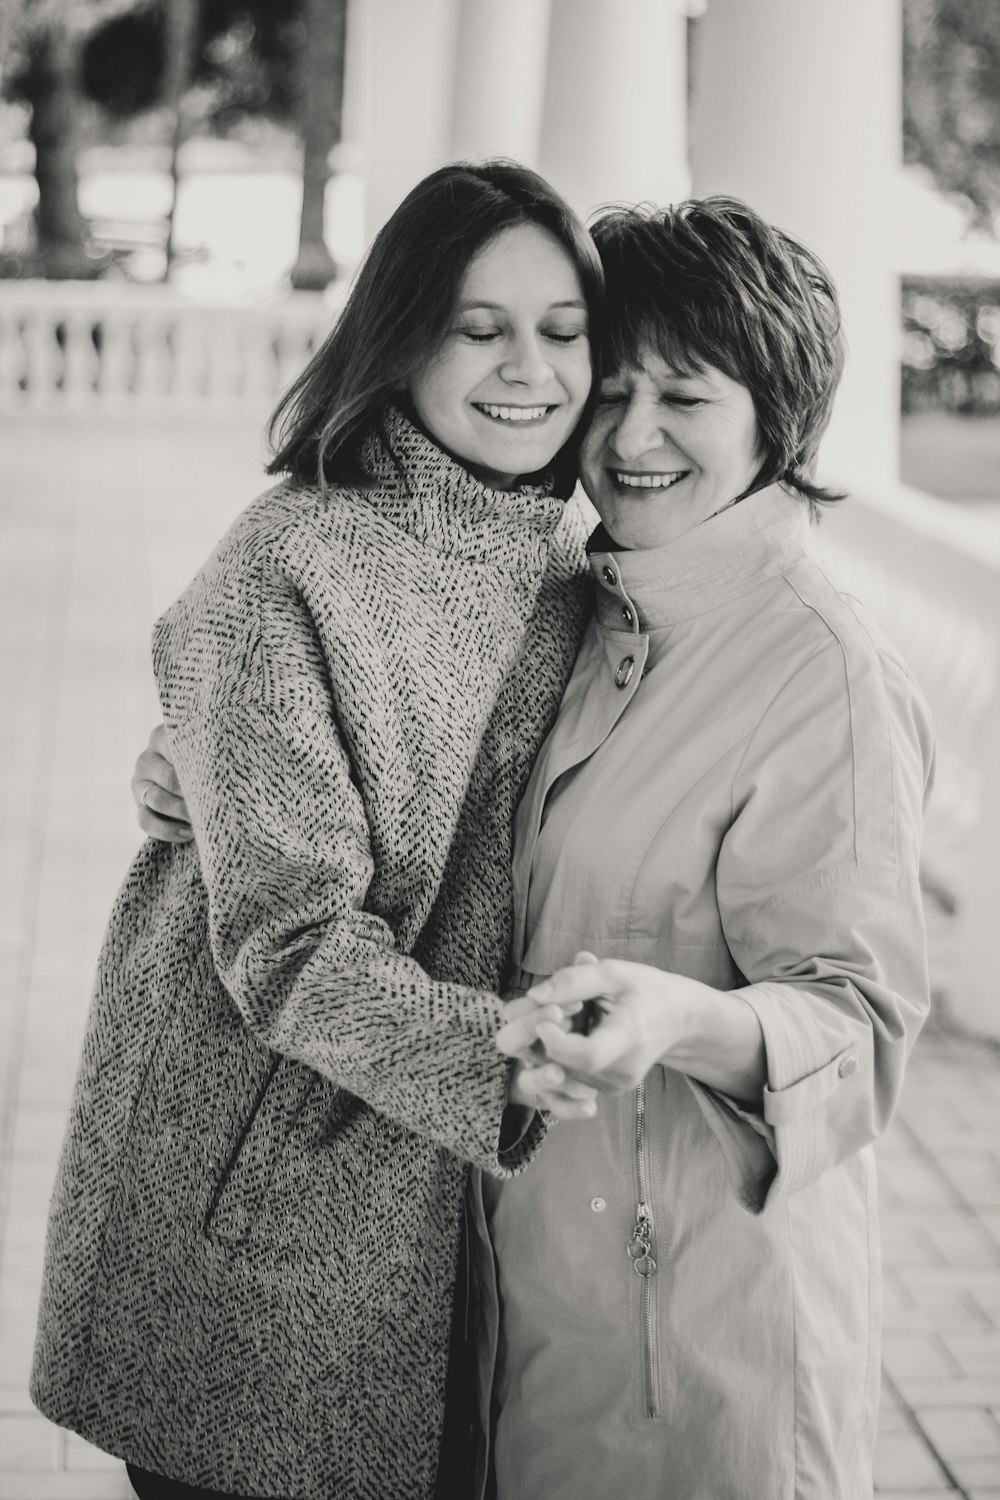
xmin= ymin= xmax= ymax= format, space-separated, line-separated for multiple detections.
xmin=689 ymin=0 xmax=902 ymax=491
xmin=538 ymin=0 xmax=690 ymax=218
xmin=352 ymin=0 xmax=462 ymax=240
xmin=449 ymin=0 xmax=552 ymax=165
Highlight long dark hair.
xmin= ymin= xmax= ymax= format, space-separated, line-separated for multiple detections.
xmin=267 ymin=160 xmax=604 ymax=498
xmin=590 ymin=198 xmax=846 ymax=515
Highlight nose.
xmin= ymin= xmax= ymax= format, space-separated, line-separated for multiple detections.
xmin=607 ymin=396 xmax=667 ymax=463
xmin=499 ymin=332 xmax=554 ymax=387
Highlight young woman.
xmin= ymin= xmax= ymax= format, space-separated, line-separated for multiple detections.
xmin=31 ymin=160 xmax=603 ymax=1500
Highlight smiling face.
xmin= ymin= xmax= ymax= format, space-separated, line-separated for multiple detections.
xmin=408 ymin=223 xmax=592 ymax=490
xmin=580 ymin=349 xmax=762 ymax=551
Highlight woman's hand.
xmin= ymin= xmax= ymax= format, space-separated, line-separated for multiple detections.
xmin=497 ymin=955 xmax=680 ymax=1093
xmin=131 ymin=723 xmax=193 ymax=843
xmin=497 ymin=953 xmax=767 ymax=1102
xmin=508 ymin=1056 xmax=597 ymax=1121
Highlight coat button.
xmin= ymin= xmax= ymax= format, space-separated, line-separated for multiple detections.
xmin=590 ymin=1197 xmax=606 ymax=1213
xmin=602 ymin=565 xmax=617 ymax=585
xmin=838 ymin=1054 xmax=858 ymax=1079
xmin=622 ymin=605 xmax=634 ymax=626
xmin=614 ymin=656 xmax=635 ymax=689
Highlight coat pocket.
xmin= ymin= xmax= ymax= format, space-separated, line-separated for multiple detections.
xmin=205 ymin=1055 xmax=319 ymax=1245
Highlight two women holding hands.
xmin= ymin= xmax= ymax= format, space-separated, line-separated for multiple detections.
xmin=33 ymin=161 xmax=933 ymax=1500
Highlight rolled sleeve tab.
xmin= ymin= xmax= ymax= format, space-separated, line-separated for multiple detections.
xmin=763 ymin=1046 xmax=861 ymax=1126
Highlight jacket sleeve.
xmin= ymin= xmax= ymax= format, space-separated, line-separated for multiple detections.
xmin=693 ymin=616 xmax=935 ymax=1213
xmin=152 ymin=538 xmax=542 ymax=1179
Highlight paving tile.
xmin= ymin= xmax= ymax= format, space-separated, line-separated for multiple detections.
xmin=873 ymin=1428 xmax=951 ymax=1489
xmin=904 ymin=1378 xmax=1000 ymax=1404
xmin=883 ymin=1333 xmax=961 ymax=1381
xmin=949 ymin=1457 xmax=1000 ymax=1487
xmin=877 ymin=1156 xmax=960 ymax=1208
xmin=0 ymin=1470 xmax=133 ymax=1499
xmin=918 ymin=1407 xmax=1000 ymax=1460
xmin=0 ymin=1416 xmax=60 ymax=1471
xmin=61 ymin=1435 xmax=127 ymax=1474
xmin=941 ymin=1333 xmax=1000 ymax=1379
xmin=0 ymin=1388 xmax=34 ymax=1418
xmin=922 ymin=1215 xmax=1000 ymax=1268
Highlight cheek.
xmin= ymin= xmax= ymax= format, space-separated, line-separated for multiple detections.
xmin=578 ymin=422 xmax=607 ymax=483
xmin=409 ymin=363 xmax=461 ymax=434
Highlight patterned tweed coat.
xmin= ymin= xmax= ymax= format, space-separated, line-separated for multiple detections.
xmin=31 ymin=411 xmax=591 ymax=1500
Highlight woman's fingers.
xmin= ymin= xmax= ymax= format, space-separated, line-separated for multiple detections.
xmin=138 ymin=807 xmax=195 ymax=844
xmin=525 ymin=959 xmax=618 ymax=1010
xmin=131 ymin=726 xmax=193 ymax=841
xmin=513 ymin=1060 xmax=597 ymax=1119
xmin=134 ymin=763 xmax=190 ymax=823
xmin=496 ymin=1002 xmax=573 ymax=1057
xmin=530 ymin=1020 xmax=605 ymax=1073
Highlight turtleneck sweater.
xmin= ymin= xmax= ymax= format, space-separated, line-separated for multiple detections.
xmin=32 ymin=409 xmax=592 ymax=1500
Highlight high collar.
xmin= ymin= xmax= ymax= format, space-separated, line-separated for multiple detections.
xmin=587 ymin=485 xmax=812 ymax=631
xmin=355 ymin=407 xmax=568 ymax=570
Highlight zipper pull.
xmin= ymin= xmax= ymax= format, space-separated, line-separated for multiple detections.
xmin=627 ymin=1202 xmax=657 ymax=1278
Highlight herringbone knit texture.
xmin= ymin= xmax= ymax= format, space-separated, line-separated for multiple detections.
xmin=31 ymin=411 xmax=591 ymax=1500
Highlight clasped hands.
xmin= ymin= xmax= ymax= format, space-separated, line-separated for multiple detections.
xmin=504 ymin=952 xmax=685 ymax=1120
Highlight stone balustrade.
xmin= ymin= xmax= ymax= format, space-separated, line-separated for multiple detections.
xmin=0 ymin=281 xmax=335 ymax=416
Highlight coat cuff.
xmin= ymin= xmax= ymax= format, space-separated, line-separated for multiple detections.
xmin=734 ymin=980 xmax=865 ymax=1199
xmin=496 ymin=1107 xmax=548 ymax=1175
xmin=687 ymin=1080 xmax=776 ymax=1214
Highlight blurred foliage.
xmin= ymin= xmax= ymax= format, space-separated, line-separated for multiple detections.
xmin=3 ymin=2 xmax=308 ymax=134
xmin=903 ymin=274 xmax=1000 ymax=414
xmin=79 ymin=0 xmax=306 ymax=131
xmin=904 ymin=0 xmax=1000 ymax=233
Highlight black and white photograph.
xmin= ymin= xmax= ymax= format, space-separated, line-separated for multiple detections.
xmin=1 ymin=2 xmax=999 ymax=1497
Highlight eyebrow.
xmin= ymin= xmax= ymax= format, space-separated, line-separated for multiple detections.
xmin=457 ymin=299 xmax=589 ymax=312
xmin=603 ymin=369 xmax=708 ymax=387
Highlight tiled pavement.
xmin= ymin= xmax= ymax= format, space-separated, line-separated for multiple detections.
xmin=2 ymin=415 xmax=1000 ymax=1498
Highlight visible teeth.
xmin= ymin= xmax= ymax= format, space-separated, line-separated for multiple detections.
xmin=479 ymin=404 xmax=549 ymax=422
xmin=614 ymin=471 xmax=685 ymax=489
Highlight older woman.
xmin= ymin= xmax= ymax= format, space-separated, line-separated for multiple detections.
xmin=485 ymin=200 xmax=934 ymax=1500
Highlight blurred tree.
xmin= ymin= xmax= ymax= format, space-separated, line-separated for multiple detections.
xmin=904 ymin=0 xmax=1000 ymax=233
xmin=80 ymin=0 xmax=345 ymax=287
xmin=289 ymin=0 xmax=345 ymax=290
xmin=162 ymin=0 xmax=200 ymax=278
xmin=2 ymin=1 xmax=143 ymax=277
xmin=80 ymin=1 xmax=302 ymax=129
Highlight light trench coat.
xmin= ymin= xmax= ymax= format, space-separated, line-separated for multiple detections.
xmin=470 ymin=485 xmax=935 ymax=1500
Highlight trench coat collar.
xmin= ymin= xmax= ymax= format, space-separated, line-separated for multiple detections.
xmin=356 ymin=406 xmax=567 ymax=570
xmin=587 ymin=484 xmax=812 ymax=629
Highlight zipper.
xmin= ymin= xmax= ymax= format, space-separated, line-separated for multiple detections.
xmin=627 ymin=1078 xmax=660 ymax=1418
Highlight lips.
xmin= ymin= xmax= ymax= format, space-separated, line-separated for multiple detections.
xmin=473 ymin=403 xmax=555 ymax=424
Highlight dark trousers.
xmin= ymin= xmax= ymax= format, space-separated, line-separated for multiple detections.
xmin=126 ymin=1463 xmax=282 ymax=1500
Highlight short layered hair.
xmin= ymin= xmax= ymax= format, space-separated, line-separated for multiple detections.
xmin=267 ymin=160 xmax=604 ymax=499
xmin=589 ymin=197 xmax=847 ymax=514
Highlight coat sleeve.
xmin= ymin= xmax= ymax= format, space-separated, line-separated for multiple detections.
xmin=693 ymin=612 xmax=935 ymax=1212
xmin=152 ymin=535 xmax=542 ymax=1178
